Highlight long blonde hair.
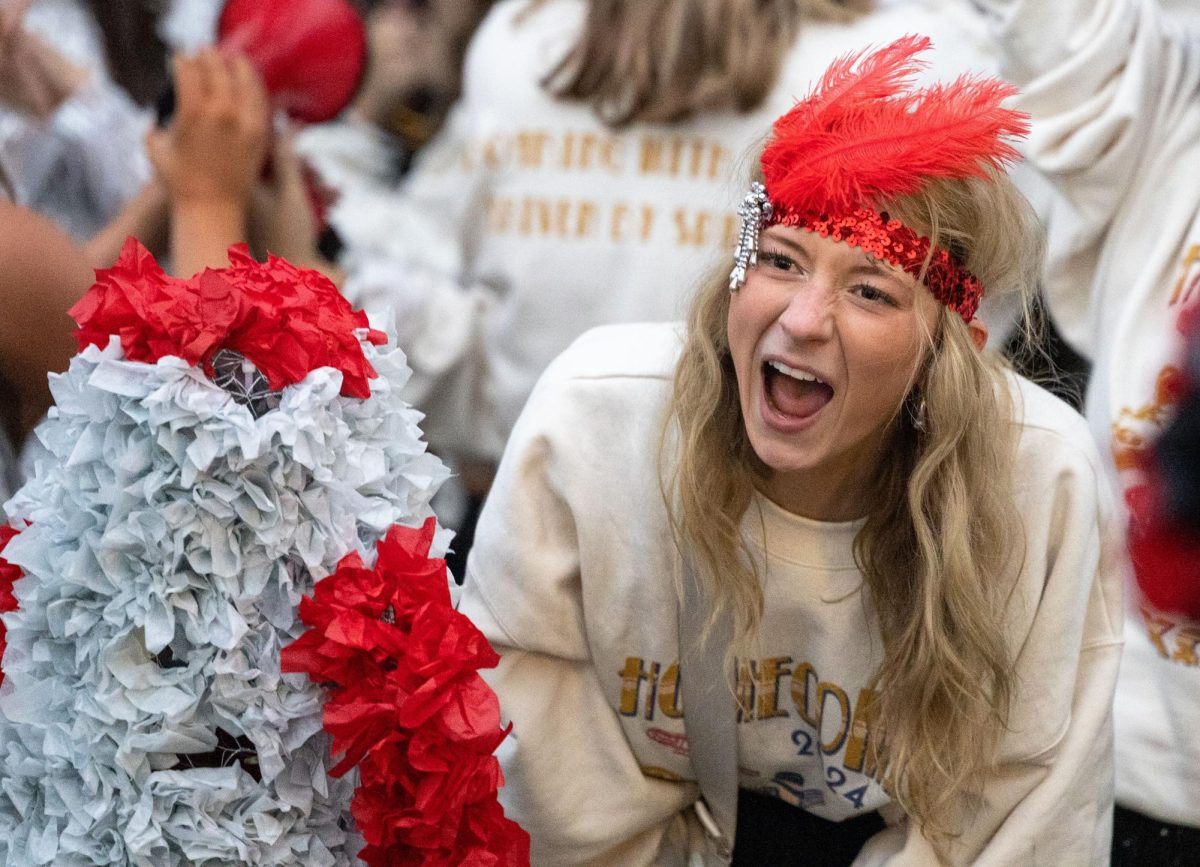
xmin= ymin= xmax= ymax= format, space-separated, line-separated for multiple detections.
xmin=540 ymin=0 xmax=872 ymax=127
xmin=664 ymin=168 xmax=1044 ymax=837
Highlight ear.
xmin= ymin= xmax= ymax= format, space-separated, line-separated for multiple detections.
xmin=967 ymin=317 xmax=988 ymax=352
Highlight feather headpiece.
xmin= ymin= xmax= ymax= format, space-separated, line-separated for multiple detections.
xmin=730 ymin=35 xmax=1030 ymax=322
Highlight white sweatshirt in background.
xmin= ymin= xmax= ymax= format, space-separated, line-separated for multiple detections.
xmin=974 ymin=0 xmax=1200 ymax=827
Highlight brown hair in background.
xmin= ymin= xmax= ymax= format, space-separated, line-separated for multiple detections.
xmin=542 ymin=0 xmax=872 ymax=127
xmin=83 ymin=0 xmax=169 ymax=108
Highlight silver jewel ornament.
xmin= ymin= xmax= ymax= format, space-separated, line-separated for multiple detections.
xmin=729 ymin=181 xmax=773 ymax=291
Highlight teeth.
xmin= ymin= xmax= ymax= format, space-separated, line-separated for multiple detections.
xmin=768 ymin=360 xmax=824 ymax=384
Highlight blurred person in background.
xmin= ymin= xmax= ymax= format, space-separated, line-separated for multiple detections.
xmin=0 ymin=199 xmax=93 ymax=500
xmin=298 ymin=0 xmax=496 ymax=203
xmin=0 ymin=0 xmax=220 ymax=265
xmin=969 ymin=0 xmax=1200 ymax=862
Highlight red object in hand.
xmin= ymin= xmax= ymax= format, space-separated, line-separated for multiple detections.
xmin=218 ymin=0 xmax=367 ymax=123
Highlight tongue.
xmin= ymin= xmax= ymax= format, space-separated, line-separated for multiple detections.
xmin=767 ymin=370 xmax=833 ymax=418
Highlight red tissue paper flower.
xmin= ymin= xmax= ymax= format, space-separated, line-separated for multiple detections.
xmin=69 ymin=238 xmax=386 ymax=398
xmin=282 ymin=519 xmax=530 ymax=866
xmin=0 ymin=525 xmax=24 ymax=687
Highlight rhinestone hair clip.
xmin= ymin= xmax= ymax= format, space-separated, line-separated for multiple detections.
xmin=729 ymin=182 xmax=773 ymax=291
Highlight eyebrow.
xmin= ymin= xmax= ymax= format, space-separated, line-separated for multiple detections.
xmin=851 ymin=258 xmax=896 ymax=277
xmin=765 ymin=231 xmax=905 ymax=279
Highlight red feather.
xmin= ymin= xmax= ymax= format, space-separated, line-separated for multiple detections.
xmin=762 ymin=36 xmax=1029 ymax=216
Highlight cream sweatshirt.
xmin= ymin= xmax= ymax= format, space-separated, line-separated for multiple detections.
xmin=459 ymin=322 xmax=1123 ymax=865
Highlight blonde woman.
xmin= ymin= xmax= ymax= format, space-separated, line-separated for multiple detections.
xmin=458 ymin=39 xmax=1121 ymax=865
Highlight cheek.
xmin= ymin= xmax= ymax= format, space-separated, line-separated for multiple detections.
xmin=849 ymin=318 xmax=927 ymax=377
xmin=726 ymin=297 xmax=760 ymax=395
xmin=843 ymin=330 xmax=926 ymax=416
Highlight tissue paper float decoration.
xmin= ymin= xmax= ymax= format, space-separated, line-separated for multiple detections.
xmin=0 ymin=525 xmax=21 ymax=687
xmin=0 ymin=241 xmax=527 ymax=866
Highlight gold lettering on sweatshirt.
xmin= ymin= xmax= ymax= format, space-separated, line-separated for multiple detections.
xmin=1112 ymin=366 xmax=1182 ymax=472
xmin=1170 ymin=243 xmax=1200 ymax=306
xmin=790 ymin=661 xmax=820 ymax=728
xmin=658 ymin=662 xmax=684 ymax=718
xmin=485 ymin=195 xmax=664 ymax=244
xmin=621 ymin=657 xmax=685 ymax=718
xmin=515 ymin=130 xmax=551 ymax=169
xmin=617 ymin=656 xmax=880 ymax=774
xmin=756 ymin=657 xmax=793 ymax=720
xmin=817 ymin=682 xmax=851 ymax=754
xmin=736 ymin=659 xmax=758 ymax=722
xmin=643 ymin=661 xmax=662 ymax=719
xmin=1170 ymin=626 xmax=1200 ymax=667
xmin=1143 ymin=608 xmax=1177 ymax=659
xmin=842 ymin=689 xmax=879 ymax=776
xmin=637 ymin=136 xmax=727 ymax=180
xmin=1143 ymin=611 xmax=1200 ymax=669
xmin=619 ymin=656 xmax=653 ymax=716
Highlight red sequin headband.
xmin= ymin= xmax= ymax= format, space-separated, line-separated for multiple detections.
xmin=729 ymin=35 xmax=1028 ymax=325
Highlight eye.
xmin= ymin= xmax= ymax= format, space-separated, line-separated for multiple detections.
xmin=851 ymin=283 xmax=898 ymax=307
xmin=758 ymin=248 xmax=799 ymax=273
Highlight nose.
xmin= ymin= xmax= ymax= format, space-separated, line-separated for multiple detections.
xmin=777 ymin=283 xmax=834 ymax=342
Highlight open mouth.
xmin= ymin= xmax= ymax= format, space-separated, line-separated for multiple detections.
xmin=763 ymin=359 xmax=834 ymax=421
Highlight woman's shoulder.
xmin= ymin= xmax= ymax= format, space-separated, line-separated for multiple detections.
xmin=1006 ymin=371 xmax=1108 ymax=484
xmin=508 ymin=322 xmax=684 ymax=461
xmin=539 ymin=321 xmax=685 ymax=388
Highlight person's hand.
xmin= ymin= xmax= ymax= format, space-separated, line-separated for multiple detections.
xmin=145 ymin=49 xmax=270 ymax=211
xmin=146 ymin=49 xmax=271 ymax=276
xmin=248 ymin=131 xmax=344 ymax=282
xmin=83 ymin=178 xmax=170 ymax=268
xmin=0 ymin=0 xmax=87 ymax=119
xmin=249 ymin=130 xmax=317 ymax=261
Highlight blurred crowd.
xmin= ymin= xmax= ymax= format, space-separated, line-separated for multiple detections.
xmin=2 ymin=0 xmax=1200 ymax=863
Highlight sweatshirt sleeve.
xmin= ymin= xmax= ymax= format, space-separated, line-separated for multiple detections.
xmin=456 ymin=361 xmax=697 ymax=865
xmin=970 ymin=0 xmax=1197 ymax=352
xmin=0 ymin=74 xmax=150 ymax=237
xmin=331 ymin=82 xmax=501 ymax=458
xmin=854 ymin=417 xmax=1124 ymax=866
xmin=974 ymin=0 xmax=1189 ymax=211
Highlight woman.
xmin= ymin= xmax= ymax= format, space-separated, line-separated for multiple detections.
xmin=0 ymin=0 xmax=168 ymax=241
xmin=457 ymin=39 xmax=1121 ymax=865
xmin=969 ymin=0 xmax=1200 ymax=859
